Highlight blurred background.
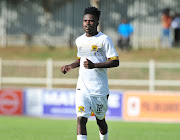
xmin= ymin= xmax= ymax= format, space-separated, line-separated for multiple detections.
xmin=0 ymin=0 xmax=180 ymax=90
xmin=0 ymin=0 xmax=180 ymax=48
xmin=1 ymin=0 xmax=180 ymax=128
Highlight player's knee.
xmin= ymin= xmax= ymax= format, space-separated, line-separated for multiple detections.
xmin=96 ymin=118 xmax=106 ymax=127
xmin=77 ymin=117 xmax=88 ymax=126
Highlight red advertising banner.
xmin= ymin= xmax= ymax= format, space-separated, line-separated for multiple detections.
xmin=123 ymin=91 xmax=180 ymax=122
xmin=0 ymin=89 xmax=23 ymax=115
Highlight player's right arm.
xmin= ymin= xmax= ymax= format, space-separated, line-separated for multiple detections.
xmin=61 ymin=59 xmax=80 ymax=74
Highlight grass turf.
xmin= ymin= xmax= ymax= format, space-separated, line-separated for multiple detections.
xmin=1 ymin=47 xmax=180 ymax=62
xmin=0 ymin=116 xmax=180 ymax=140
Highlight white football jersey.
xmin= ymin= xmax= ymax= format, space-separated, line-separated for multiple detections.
xmin=75 ymin=32 xmax=118 ymax=96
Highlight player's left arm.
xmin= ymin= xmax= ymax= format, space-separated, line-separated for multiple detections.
xmin=84 ymin=36 xmax=119 ymax=69
xmin=84 ymin=57 xmax=119 ymax=69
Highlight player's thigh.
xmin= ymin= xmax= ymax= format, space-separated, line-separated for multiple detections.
xmin=91 ymin=95 xmax=108 ymax=120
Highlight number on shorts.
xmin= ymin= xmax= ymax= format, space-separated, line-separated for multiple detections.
xmin=97 ymin=104 xmax=103 ymax=112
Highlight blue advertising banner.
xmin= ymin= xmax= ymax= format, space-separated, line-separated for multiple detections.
xmin=42 ymin=89 xmax=123 ymax=119
xmin=24 ymin=88 xmax=123 ymax=119
xmin=106 ymin=91 xmax=123 ymax=119
xmin=43 ymin=89 xmax=76 ymax=117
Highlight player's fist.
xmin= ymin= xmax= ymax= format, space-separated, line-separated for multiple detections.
xmin=61 ymin=65 xmax=71 ymax=74
xmin=83 ymin=58 xmax=94 ymax=69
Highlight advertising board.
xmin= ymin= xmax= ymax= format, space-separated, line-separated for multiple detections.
xmin=123 ymin=91 xmax=180 ymax=122
xmin=0 ymin=89 xmax=23 ymax=115
xmin=24 ymin=88 xmax=123 ymax=119
xmin=24 ymin=88 xmax=43 ymax=116
xmin=106 ymin=91 xmax=123 ymax=119
xmin=43 ymin=89 xmax=76 ymax=117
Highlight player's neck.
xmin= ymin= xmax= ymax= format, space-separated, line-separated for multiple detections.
xmin=86 ymin=31 xmax=98 ymax=37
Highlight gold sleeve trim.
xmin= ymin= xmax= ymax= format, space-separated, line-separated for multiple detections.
xmin=108 ymin=56 xmax=119 ymax=60
xmin=77 ymin=57 xmax=81 ymax=59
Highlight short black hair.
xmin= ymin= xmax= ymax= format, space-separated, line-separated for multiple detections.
xmin=84 ymin=6 xmax=100 ymax=20
xmin=162 ymin=8 xmax=170 ymax=14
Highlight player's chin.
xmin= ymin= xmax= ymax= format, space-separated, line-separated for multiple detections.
xmin=84 ymin=29 xmax=91 ymax=33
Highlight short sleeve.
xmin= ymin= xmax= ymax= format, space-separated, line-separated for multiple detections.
xmin=103 ymin=37 xmax=118 ymax=60
xmin=76 ymin=38 xmax=81 ymax=59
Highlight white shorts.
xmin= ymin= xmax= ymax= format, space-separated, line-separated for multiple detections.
xmin=76 ymin=90 xmax=108 ymax=120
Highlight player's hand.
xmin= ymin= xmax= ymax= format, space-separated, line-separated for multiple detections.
xmin=61 ymin=65 xmax=71 ymax=74
xmin=83 ymin=58 xmax=95 ymax=69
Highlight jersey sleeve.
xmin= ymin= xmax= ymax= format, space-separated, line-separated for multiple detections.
xmin=77 ymin=48 xmax=81 ymax=59
xmin=75 ymin=38 xmax=81 ymax=59
xmin=103 ymin=37 xmax=119 ymax=60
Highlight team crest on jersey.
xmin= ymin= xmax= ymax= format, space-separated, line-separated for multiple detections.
xmin=78 ymin=106 xmax=85 ymax=113
xmin=91 ymin=45 xmax=98 ymax=53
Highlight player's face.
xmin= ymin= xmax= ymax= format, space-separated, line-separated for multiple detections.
xmin=83 ymin=14 xmax=99 ymax=36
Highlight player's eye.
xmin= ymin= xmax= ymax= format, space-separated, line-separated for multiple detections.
xmin=83 ymin=20 xmax=94 ymax=23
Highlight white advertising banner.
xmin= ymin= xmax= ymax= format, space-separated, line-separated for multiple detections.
xmin=24 ymin=88 xmax=43 ymax=116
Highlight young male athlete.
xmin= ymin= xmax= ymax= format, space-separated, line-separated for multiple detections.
xmin=61 ymin=6 xmax=119 ymax=140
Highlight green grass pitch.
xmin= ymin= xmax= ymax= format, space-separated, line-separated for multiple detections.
xmin=0 ymin=116 xmax=180 ymax=140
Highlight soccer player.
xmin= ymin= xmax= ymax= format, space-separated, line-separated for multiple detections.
xmin=61 ymin=6 xmax=119 ymax=140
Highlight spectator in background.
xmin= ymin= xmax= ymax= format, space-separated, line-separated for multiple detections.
xmin=171 ymin=12 xmax=180 ymax=47
xmin=161 ymin=8 xmax=172 ymax=48
xmin=117 ymin=18 xmax=134 ymax=51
